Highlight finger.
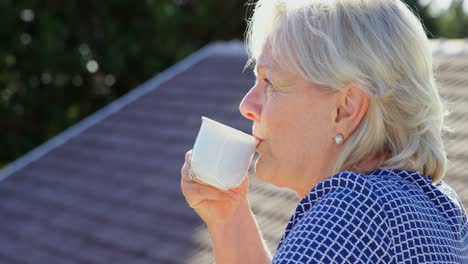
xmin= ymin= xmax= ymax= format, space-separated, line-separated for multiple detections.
xmin=180 ymin=161 xmax=190 ymax=181
xmin=185 ymin=150 xmax=192 ymax=164
xmin=180 ymin=166 xmax=200 ymax=193
xmin=180 ymin=150 xmax=193 ymax=181
xmin=184 ymin=183 xmax=235 ymax=207
xmin=188 ymin=174 xmax=209 ymax=186
xmin=227 ymin=174 xmax=249 ymax=193
xmin=181 ymin=169 xmax=212 ymax=189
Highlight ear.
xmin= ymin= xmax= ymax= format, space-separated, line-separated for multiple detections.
xmin=333 ymin=83 xmax=369 ymax=140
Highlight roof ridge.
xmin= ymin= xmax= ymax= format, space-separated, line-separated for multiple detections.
xmin=0 ymin=40 xmax=246 ymax=182
xmin=431 ymin=38 xmax=468 ymax=56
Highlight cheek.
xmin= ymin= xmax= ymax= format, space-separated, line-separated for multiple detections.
xmin=261 ymin=105 xmax=303 ymax=162
xmin=261 ymin=101 xmax=292 ymax=146
xmin=267 ymin=101 xmax=331 ymax=159
xmin=297 ymin=111 xmax=332 ymax=155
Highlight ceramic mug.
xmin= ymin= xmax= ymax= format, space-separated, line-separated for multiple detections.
xmin=190 ymin=116 xmax=258 ymax=190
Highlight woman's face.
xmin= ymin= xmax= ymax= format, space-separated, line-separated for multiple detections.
xmin=239 ymin=44 xmax=340 ymax=196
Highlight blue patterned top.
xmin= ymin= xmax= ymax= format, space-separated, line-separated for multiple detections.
xmin=272 ymin=169 xmax=468 ymax=263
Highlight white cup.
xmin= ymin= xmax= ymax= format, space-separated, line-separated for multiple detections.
xmin=190 ymin=116 xmax=258 ymax=190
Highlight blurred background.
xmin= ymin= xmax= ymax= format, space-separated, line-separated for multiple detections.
xmin=0 ymin=1 xmax=467 ymax=263
xmin=0 ymin=0 xmax=468 ymax=168
xmin=1 ymin=0 xmax=468 ymax=169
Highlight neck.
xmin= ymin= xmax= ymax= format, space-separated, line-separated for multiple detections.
xmin=348 ymin=152 xmax=388 ymax=174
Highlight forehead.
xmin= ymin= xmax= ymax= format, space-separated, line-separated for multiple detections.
xmin=255 ymin=43 xmax=279 ymax=72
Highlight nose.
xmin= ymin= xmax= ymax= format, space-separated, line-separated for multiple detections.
xmin=239 ymin=85 xmax=262 ymax=122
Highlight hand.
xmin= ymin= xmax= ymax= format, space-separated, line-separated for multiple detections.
xmin=180 ymin=150 xmax=250 ymax=226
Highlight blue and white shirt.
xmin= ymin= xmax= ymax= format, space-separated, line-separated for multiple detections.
xmin=272 ymin=169 xmax=468 ymax=263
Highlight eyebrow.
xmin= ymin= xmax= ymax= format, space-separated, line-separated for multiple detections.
xmin=254 ymin=64 xmax=273 ymax=77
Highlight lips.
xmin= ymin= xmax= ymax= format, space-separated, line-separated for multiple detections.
xmin=253 ymin=134 xmax=265 ymax=149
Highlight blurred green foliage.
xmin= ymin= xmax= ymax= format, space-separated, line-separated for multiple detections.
xmin=0 ymin=0 xmax=251 ymax=167
xmin=404 ymin=0 xmax=438 ymax=36
xmin=434 ymin=0 xmax=468 ymax=38
xmin=0 ymin=0 xmax=467 ymax=168
xmin=405 ymin=0 xmax=468 ymax=38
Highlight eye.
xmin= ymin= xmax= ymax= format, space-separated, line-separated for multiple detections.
xmin=262 ymin=78 xmax=274 ymax=90
xmin=262 ymin=78 xmax=279 ymax=97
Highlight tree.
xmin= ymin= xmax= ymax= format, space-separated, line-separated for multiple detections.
xmin=435 ymin=0 xmax=468 ymax=38
xmin=403 ymin=0 xmax=438 ymax=37
xmin=0 ymin=0 xmax=251 ymax=167
xmin=1 ymin=0 xmax=466 ymax=168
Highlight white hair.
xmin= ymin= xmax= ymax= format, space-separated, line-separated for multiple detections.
xmin=245 ymin=0 xmax=450 ymax=182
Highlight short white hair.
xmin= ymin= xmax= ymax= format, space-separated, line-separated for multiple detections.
xmin=245 ymin=0 xmax=450 ymax=182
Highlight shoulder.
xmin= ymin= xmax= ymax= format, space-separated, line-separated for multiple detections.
xmin=303 ymin=170 xmax=387 ymax=219
xmin=293 ymin=169 xmax=394 ymax=221
xmin=298 ymin=170 xmax=393 ymax=210
xmin=300 ymin=170 xmax=394 ymax=229
xmin=306 ymin=169 xmax=466 ymax=225
xmin=273 ymin=169 xmax=468 ymax=263
xmin=273 ymin=170 xmax=395 ymax=263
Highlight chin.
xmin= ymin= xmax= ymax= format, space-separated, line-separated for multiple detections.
xmin=253 ymin=157 xmax=271 ymax=183
xmin=254 ymin=158 xmax=288 ymax=188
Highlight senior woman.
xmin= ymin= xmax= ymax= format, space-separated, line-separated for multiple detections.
xmin=181 ymin=0 xmax=468 ymax=263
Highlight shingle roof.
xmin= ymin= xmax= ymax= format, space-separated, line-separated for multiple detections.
xmin=433 ymin=41 xmax=468 ymax=206
xmin=0 ymin=40 xmax=466 ymax=264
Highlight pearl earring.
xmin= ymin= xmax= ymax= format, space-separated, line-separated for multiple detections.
xmin=335 ymin=134 xmax=344 ymax=144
